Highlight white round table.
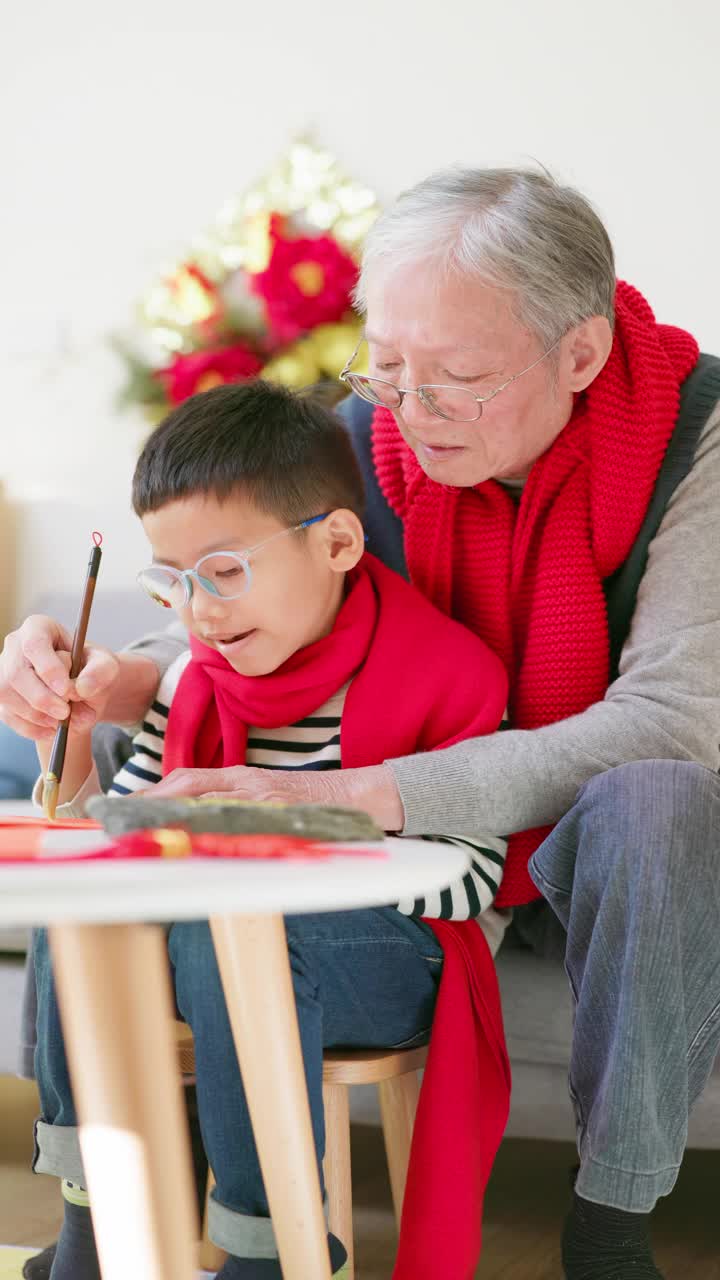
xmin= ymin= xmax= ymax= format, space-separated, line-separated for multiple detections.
xmin=0 ymin=835 xmax=466 ymax=925
xmin=3 ymin=836 xmax=468 ymax=1280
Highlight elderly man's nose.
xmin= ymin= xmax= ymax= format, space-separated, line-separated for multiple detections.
xmin=400 ymin=390 xmax=438 ymax=429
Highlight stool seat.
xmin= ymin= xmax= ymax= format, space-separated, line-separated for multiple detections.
xmin=176 ymin=1024 xmax=427 ymax=1084
xmin=176 ymin=1022 xmax=425 ymax=1279
xmin=175 ymin=1024 xmax=196 ymax=1078
xmin=322 ymin=1045 xmax=427 ymax=1083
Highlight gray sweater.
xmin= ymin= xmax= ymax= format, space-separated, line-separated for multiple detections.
xmin=125 ymin=397 xmax=720 ymax=840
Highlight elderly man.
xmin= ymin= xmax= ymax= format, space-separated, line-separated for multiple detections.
xmin=2 ymin=167 xmax=719 ymax=1279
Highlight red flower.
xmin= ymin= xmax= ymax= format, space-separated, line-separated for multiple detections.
xmin=156 ymin=342 xmax=263 ymax=405
xmin=250 ymin=215 xmax=358 ymax=343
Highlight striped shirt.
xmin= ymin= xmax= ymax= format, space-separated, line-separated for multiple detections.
xmin=109 ymin=652 xmax=508 ymax=922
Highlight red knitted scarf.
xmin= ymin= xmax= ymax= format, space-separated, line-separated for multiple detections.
xmin=371 ymin=281 xmax=699 ymax=906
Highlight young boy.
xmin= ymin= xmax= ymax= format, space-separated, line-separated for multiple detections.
xmin=33 ymin=381 xmax=509 ymax=1280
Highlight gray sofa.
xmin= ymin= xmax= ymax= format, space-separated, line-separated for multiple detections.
xmin=1 ymin=590 xmax=718 ymax=1149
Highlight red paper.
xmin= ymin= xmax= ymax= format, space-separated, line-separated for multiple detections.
xmin=0 ymin=820 xmax=384 ymax=864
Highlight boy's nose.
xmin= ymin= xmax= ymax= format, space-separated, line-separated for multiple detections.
xmin=190 ymin=584 xmax=232 ymax=622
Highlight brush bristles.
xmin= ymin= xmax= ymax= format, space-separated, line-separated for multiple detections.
xmin=43 ymin=775 xmax=59 ymax=822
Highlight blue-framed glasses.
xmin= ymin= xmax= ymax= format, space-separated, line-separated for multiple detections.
xmin=137 ymin=514 xmax=330 ymax=609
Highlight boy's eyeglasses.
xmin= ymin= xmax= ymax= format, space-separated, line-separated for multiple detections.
xmin=137 ymin=514 xmax=330 ymax=609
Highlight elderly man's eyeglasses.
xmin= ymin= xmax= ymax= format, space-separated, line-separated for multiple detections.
xmin=339 ymin=336 xmax=562 ymax=423
xmin=137 ymin=514 xmax=329 ymax=609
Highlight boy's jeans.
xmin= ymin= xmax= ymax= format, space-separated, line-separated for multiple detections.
xmin=0 ymin=720 xmax=39 ymax=799
xmin=33 ymin=907 xmax=443 ymax=1259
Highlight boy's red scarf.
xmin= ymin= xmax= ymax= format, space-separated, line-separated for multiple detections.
xmin=371 ymin=282 xmax=699 ymax=906
xmin=164 ymin=553 xmax=510 ymax=1279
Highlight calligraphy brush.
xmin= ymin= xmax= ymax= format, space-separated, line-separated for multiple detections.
xmin=43 ymin=533 xmax=103 ymax=821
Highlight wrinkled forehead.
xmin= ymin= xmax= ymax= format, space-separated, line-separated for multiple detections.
xmin=362 ymin=261 xmax=528 ymax=358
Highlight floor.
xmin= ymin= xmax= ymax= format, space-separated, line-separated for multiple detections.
xmin=2 ymin=1075 xmax=719 ymax=1278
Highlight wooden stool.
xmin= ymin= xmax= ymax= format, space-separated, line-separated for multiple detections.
xmin=175 ymin=1024 xmax=426 ymax=1278
xmin=322 ymin=1045 xmax=427 ymax=1279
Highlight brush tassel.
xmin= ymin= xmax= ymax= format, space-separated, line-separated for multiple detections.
xmin=43 ymin=774 xmax=60 ymax=822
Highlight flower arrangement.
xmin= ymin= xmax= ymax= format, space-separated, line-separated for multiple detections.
xmin=114 ymin=141 xmax=378 ymax=418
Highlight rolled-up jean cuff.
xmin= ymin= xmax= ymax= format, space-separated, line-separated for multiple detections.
xmin=33 ymin=1120 xmax=85 ymax=1185
xmin=575 ymin=1153 xmax=681 ymax=1214
xmin=208 ymin=1193 xmax=329 ymax=1258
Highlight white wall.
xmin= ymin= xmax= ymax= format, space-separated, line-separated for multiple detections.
xmin=2 ymin=0 xmax=718 ymax=619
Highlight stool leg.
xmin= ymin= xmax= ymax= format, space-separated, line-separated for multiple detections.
xmin=199 ymin=1168 xmax=228 ymax=1273
xmin=378 ymin=1071 xmax=421 ymax=1231
xmin=322 ymin=1082 xmax=354 ymax=1279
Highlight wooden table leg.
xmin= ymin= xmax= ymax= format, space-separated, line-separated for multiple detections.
xmin=49 ymin=923 xmax=198 ymax=1280
xmin=210 ymin=914 xmax=332 ymax=1280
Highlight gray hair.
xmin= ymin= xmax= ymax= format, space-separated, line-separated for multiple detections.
xmin=355 ymin=167 xmax=616 ymax=347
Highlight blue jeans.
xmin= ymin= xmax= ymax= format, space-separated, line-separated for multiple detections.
xmin=530 ymin=760 xmax=720 ymax=1212
xmin=33 ymin=907 xmax=443 ymax=1259
xmin=0 ymin=721 xmax=39 ymax=799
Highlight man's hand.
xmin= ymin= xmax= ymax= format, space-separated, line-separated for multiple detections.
xmin=146 ymin=762 xmax=406 ymax=831
xmin=0 ymin=615 xmax=120 ymax=741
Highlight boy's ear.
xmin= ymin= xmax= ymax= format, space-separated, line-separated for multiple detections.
xmin=317 ymin=509 xmax=365 ymax=572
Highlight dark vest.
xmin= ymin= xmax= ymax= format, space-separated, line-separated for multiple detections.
xmin=338 ymin=353 xmax=720 ymax=682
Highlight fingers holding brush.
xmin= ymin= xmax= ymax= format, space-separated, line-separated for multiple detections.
xmin=34 ymin=653 xmax=96 ymax=813
xmin=0 ymin=617 xmax=116 ymax=740
xmin=0 ymin=616 xmax=73 ymax=737
xmin=55 ymin=646 xmax=120 ymax=732
xmin=2 ymin=649 xmax=114 ymax=742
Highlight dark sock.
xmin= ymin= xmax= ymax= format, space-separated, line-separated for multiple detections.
xmin=22 ymin=1244 xmax=57 ymax=1280
xmin=562 ymin=1192 xmax=664 ymax=1279
xmin=49 ymin=1196 xmax=101 ymax=1280
xmin=214 ymin=1231 xmax=347 ymax=1278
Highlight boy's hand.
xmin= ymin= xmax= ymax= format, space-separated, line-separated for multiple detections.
xmin=145 ymin=763 xmax=406 ymax=832
xmin=0 ymin=615 xmax=120 ymax=741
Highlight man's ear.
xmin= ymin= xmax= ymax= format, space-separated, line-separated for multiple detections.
xmin=316 ymin=509 xmax=366 ymax=572
xmin=562 ymin=316 xmax=614 ymax=392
